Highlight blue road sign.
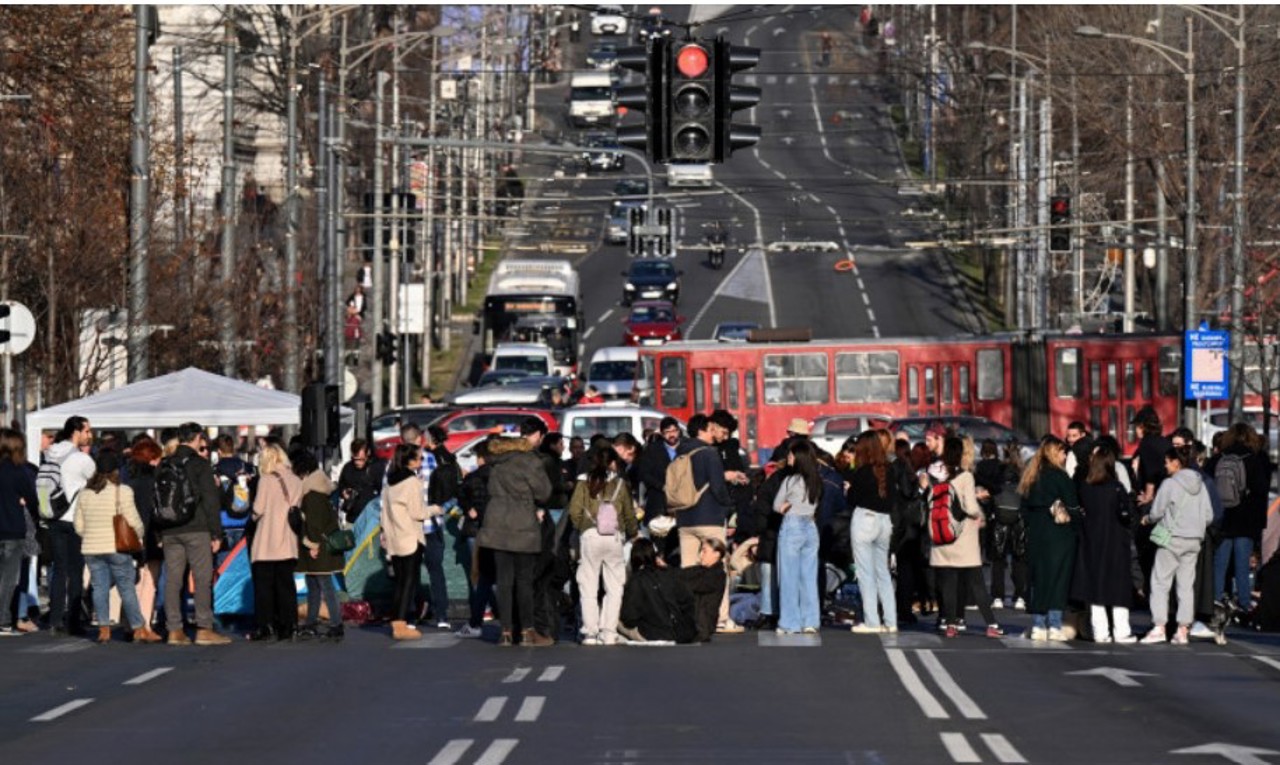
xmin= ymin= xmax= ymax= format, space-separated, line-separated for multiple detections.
xmin=1184 ymin=329 xmax=1230 ymax=401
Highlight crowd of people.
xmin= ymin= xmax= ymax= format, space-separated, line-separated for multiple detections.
xmin=2 ymin=405 xmax=1278 ymax=647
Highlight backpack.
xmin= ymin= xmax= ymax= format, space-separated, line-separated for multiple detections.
xmin=993 ymin=480 xmax=1023 ymax=526
xmin=665 ymin=447 xmax=708 ymax=512
xmin=152 ymin=455 xmax=199 ymax=530
xmin=1214 ymin=453 xmax=1248 ymax=508
xmin=595 ymin=480 xmax=624 ymax=536
xmin=928 ymin=481 xmax=963 ymax=546
xmin=35 ymin=453 xmax=71 ymax=521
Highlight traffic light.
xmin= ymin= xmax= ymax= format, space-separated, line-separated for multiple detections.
xmin=657 ymin=207 xmax=674 ymax=257
xmin=616 ymin=40 xmax=668 ymax=163
xmin=376 ymin=329 xmax=398 ymax=366
xmin=1049 ymin=195 xmax=1071 ymax=252
xmin=0 ymin=304 xmax=9 ymax=344
xmin=627 ymin=205 xmax=646 ymax=255
xmin=668 ymin=40 xmax=716 ymax=162
xmin=714 ymin=39 xmax=761 ymax=161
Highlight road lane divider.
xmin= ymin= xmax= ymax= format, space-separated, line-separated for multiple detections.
xmin=940 ymin=732 xmax=981 ymax=763
xmin=918 ymin=650 xmax=987 ymax=720
xmin=502 ymin=668 xmax=531 ymax=684
xmin=122 ymin=667 xmax=174 ymax=686
xmin=885 ymin=648 xmax=948 ymax=719
xmin=31 ymin=698 xmax=94 ymax=722
xmin=474 ymin=697 xmax=508 ymax=722
xmin=981 ymin=733 xmax=1029 ymax=763
xmin=474 ymin=740 xmax=519 ymax=765
xmin=514 ymin=696 xmax=545 ymax=722
xmin=537 ymin=666 xmax=565 ymax=682
xmin=429 ymin=739 xmax=476 ymax=765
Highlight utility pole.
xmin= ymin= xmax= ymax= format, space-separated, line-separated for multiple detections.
xmin=1016 ymin=76 xmax=1028 ymax=328
xmin=371 ymin=70 xmax=387 ymax=413
xmin=1183 ymin=15 xmax=1199 ymax=432
xmin=329 ymin=16 xmax=347 ymax=393
xmin=1036 ymin=93 xmax=1050 ymax=328
xmin=1071 ymin=73 xmax=1082 ymax=319
xmin=220 ymin=14 xmax=237 ymax=378
xmin=1005 ymin=7 xmax=1018 ymax=328
xmin=283 ymin=14 xmax=299 ymax=394
xmin=1123 ymin=75 xmax=1135 ymax=332
xmin=423 ymin=32 xmax=439 ymax=388
xmin=128 ymin=4 xmax=152 ymax=382
xmin=1228 ymin=4 xmax=1247 ymax=423
xmin=174 ymin=46 xmax=188 ymax=313
xmin=325 ymin=92 xmax=340 ymax=388
xmin=316 ymin=77 xmax=328 ymax=385
xmin=388 ymin=51 xmax=401 ymax=408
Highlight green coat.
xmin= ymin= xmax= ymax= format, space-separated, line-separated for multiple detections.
xmin=296 ymin=472 xmax=344 ymax=575
xmin=1022 ymin=466 xmax=1079 ymax=614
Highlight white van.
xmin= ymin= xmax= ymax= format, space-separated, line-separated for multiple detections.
xmin=490 ymin=343 xmax=556 ymax=377
xmin=569 ymin=71 xmax=615 ymax=128
xmin=558 ymin=403 xmax=677 ymax=458
xmin=666 ymin=163 xmax=713 ymax=188
xmin=586 ymin=346 xmax=638 ymax=400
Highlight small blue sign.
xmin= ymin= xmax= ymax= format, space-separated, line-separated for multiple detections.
xmin=1184 ymin=329 xmax=1230 ymax=401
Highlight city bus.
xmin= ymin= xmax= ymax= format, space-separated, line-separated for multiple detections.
xmin=475 ymin=259 xmax=582 ymax=378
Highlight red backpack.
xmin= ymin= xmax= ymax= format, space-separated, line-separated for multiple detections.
xmin=928 ymin=481 xmax=962 ymax=545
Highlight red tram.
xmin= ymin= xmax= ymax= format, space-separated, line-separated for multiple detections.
xmin=634 ymin=332 xmax=1186 ymax=463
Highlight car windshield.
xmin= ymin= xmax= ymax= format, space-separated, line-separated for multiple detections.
xmin=590 ymin=360 xmax=637 ymax=382
xmin=571 ymin=86 xmax=613 ymax=101
xmin=716 ymin=323 xmax=757 ymax=340
xmin=493 ymin=355 xmax=549 ymax=375
xmin=631 ymin=306 xmax=673 ymax=323
xmin=631 ymin=261 xmax=674 ymax=278
xmin=478 ymin=370 xmax=532 ymax=386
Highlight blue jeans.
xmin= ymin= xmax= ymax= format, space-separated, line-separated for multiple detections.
xmin=777 ymin=515 xmax=819 ymax=632
xmin=1214 ymin=536 xmax=1254 ymax=609
xmin=759 ymin=561 xmax=779 ymax=617
xmin=86 ymin=553 xmax=144 ymax=630
xmin=1032 ymin=610 xmax=1064 ymax=630
xmin=851 ymin=508 xmax=897 ymax=628
xmin=305 ymin=575 xmax=341 ymax=629
xmin=421 ymin=531 xmax=449 ymax=622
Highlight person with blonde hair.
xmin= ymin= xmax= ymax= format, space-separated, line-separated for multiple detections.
xmin=247 ymin=442 xmax=302 ymax=642
xmin=1019 ymin=435 xmax=1079 ymax=641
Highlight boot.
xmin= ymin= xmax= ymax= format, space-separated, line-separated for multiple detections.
xmin=166 ymin=628 xmax=192 ymax=646
xmin=96 ymin=626 xmax=112 ymax=644
xmin=194 ymin=628 xmax=232 ymax=646
xmin=132 ymin=627 xmax=162 ymax=644
xmin=498 ymin=631 xmax=514 ymax=647
xmin=521 ymin=628 xmax=553 ymax=647
xmin=320 ymin=625 xmax=345 ymax=642
xmin=391 ymin=620 xmax=422 ymax=641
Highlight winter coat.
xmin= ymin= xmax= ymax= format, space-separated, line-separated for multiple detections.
xmin=1210 ymin=446 xmax=1273 ymax=539
xmin=931 ymin=471 xmax=984 ymax=568
xmin=678 ymin=563 xmax=727 ymax=642
xmin=381 ymin=467 xmax=433 ymax=557
xmin=459 ymin=463 xmax=492 ymax=538
xmin=0 ymin=461 xmax=38 ymax=542
xmin=675 ymin=440 xmax=734 ymax=529
xmin=42 ymin=440 xmax=95 ymax=523
xmin=750 ymin=466 xmax=788 ymax=564
xmin=638 ymin=437 xmax=678 ymax=518
xmin=1071 ymin=479 xmax=1134 ymax=608
xmin=73 ymin=482 xmax=144 ymax=556
xmin=568 ymin=475 xmax=638 ymax=538
xmin=296 ymin=470 xmax=343 ymax=574
xmin=619 ymin=566 xmax=697 ymax=643
xmin=1149 ymin=468 xmax=1214 ymax=540
xmin=337 ymin=458 xmax=384 ymax=523
xmin=157 ymin=445 xmax=224 ymax=538
xmin=1023 ymin=465 xmax=1080 ymax=614
xmin=476 ymin=437 xmax=552 ymax=554
xmin=537 ymin=447 xmax=568 ymax=510
xmin=124 ymin=465 xmax=163 ymax=560
xmin=251 ymin=468 xmax=303 ymax=562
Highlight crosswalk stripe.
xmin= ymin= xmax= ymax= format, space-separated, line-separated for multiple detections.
xmin=475 ymin=739 xmax=519 ymax=765
xmin=918 ymin=650 xmax=987 ymax=720
xmin=940 ymin=732 xmax=981 ymax=763
xmin=514 ymin=696 xmax=545 ymax=722
xmin=427 ymin=739 xmax=474 ymax=765
xmin=981 ymin=733 xmax=1028 ymax=763
xmin=537 ymin=666 xmax=565 ymax=682
xmin=32 ymin=699 xmax=94 ymax=722
xmin=502 ymin=668 xmax=531 ymax=684
xmin=474 ymin=697 xmax=507 ymax=722
xmin=886 ymin=648 xmax=948 ymax=719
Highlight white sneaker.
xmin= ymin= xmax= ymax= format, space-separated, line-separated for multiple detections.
xmin=1093 ymin=634 xmax=1113 ymax=644
xmin=1113 ymin=634 xmax=1138 ymax=644
xmin=1013 ymin=598 xmax=1027 ymax=610
xmin=850 ymin=623 xmax=881 ymax=634
xmin=581 ymin=636 xmax=603 ymax=646
xmin=1188 ymin=621 xmax=1215 ymax=639
xmin=1140 ymin=628 xmax=1166 ymax=645
xmin=991 ymin=599 xmax=1004 ymax=610
xmin=1029 ymin=627 xmax=1048 ymax=641
xmin=1047 ymin=627 xmax=1068 ymax=642
xmin=454 ymin=625 xmax=483 ymax=639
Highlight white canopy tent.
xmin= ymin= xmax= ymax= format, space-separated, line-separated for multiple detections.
xmin=24 ymin=367 xmax=352 ymax=462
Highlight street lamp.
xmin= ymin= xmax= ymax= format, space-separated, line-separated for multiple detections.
xmin=1077 ymin=18 xmax=1198 ymax=431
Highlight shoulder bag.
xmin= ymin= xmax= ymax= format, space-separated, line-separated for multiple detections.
xmin=113 ymin=485 xmax=144 ymax=554
xmin=275 ymin=474 xmax=304 ymax=535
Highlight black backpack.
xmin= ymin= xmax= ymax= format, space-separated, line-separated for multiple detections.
xmin=153 ymin=455 xmax=199 ymax=529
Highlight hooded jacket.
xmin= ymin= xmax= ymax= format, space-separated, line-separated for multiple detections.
xmin=1149 ymin=467 xmax=1215 ymax=540
xmin=296 ymin=470 xmax=343 ymax=574
xmin=381 ymin=467 xmax=434 ymax=557
xmin=476 ymin=437 xmax=552 ymax=554
xmin=44 ymin=440 xmax=95 ymax=523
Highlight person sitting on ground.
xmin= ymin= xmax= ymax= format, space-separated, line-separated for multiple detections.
xmin=619 ymin=538 xmax=697 ymax=644
xmin=678 ymin=537 xmax=730 ymax=642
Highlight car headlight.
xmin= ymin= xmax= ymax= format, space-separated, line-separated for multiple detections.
xmin=624 ymin=283 xmax=635 ymax=290
xmin=664 ymin=334 xmax=672 ymax=341
xmin=666 ymin=281 xmax=678 ymax=290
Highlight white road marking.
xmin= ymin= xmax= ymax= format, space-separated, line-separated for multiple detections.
xmin=981 ymin=733 xmax=1029 ymax=763
xmin=1256 ymin=656 xmax=1280 ymax=672
xmin=503 ymin=668 xmax=531 ymax=684
xmin=861 ymin=292 xmax=870 ymax=306
xmin=475 ymin=739 xmax=520 ymax=765
xmin=537 ymin=666 xmax=565 ymax=683
xmin=428 ymin=739 xmax=475 ymax=765
xmin=885 ymin=648 xmax=948 ymax=719
xmin=582 ymin=325 xmax=595 ymax=340
xmin=31 ymin=699 xmax=94 ymax=722
xmin=123 ymin=667 xmax=173 ymax=686
xmin=856 ymin=277 xmax=866 ymax=289
xmin=711 ymin=183 xmax=775 ymax=328
xmin=514 ymin=696 xmax=546 ymax=722
xmin=918 ymin=650 xmax=987 ymax=720
xmin=474 ymin=696 xmax=508 ymax=722
xmin=598 ymin=308 xmax=615 ymax=324
xmin=867 ymin=309 xmax=876 ymax=323
xmin=940 ymin=732 xmax=982 ymax=763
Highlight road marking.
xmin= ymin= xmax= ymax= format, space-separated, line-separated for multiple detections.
xmin=428 ymin=739 xmax=475 ymax=765
xmin=123 ymin=667 xmax=173 ymax=686
xmin=475 ymin=740 xmax=519 ymax=765
xmin=514 ymin=696 xmax=545 ymax=722
xmin=940 ymin=732 xmax=981 ymax=763
xmin=503 ymin=668 xmax=531 ymax=684
xmin=885 ymin=648 xmax=948 ymax=719
xmin=918 ymin=650 xmax=987 ymax=720
xmin=31 ymin=698 xmax=94 ymax=722
xmin=981 ymin=733 xmax=1029 ymax=763
xmin=22 ymin=641 xmax=92 ymax=654
xmin=1256 ymin=656 xmax=1280 ymax=672
xmin=474 ymin=696 xmax=508 ymax=722
xmin=537 ymin=666 xmax=565 ymax=682
xmin=583 ymin=325 xmax=595 ymax=340
xmin=867 ymin=309 xmax=876 ymax=323
xmin=598 ymin=308 xmax=615 ymax=324
xmin=861 ymin=292 xmax=870 ymax=306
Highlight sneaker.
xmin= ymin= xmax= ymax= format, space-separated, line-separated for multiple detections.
xmin=0 ymin=626 xmax=23 ymax=637
xmin=435 ymin=621 xmax=451 ymax=631
xmin=1140 ymin=627 xmax=1166 ymax=645
xmin=1113 ymin=634 xmax=1138 ymax=644
xmin=1047 ymin=627 xmax=1068 ymax=642
xmin=716 ymin=620 xmax=745 ymax=634
xmin=775 ymin=627 xmax=794 ymax=635
xmin=581 ymin=636 xmax=604 ymax=646
xmin=850 ymin=623 xmax=881 ymax=635
xmin=1029 ymin=627 xmax=1048 ymax=642
xmin=956 ymin=622 xmax=968 ymax=632
xmin=617 ymin=624 xmax=645 ymax=643
xmin=986 ymin=625 xmax=1005 ymax=638
xmin=991 ymin=599 xmax=1004 ymax=610
xmin=944 ymin=625 xmax=958 ymax=638
xmin=454 ymin=625 xmax=484 ymax=639
xmin=1188 ymin=621 xmax=1215 ymax=639
xmin=1013 ymin=598 xmax=1027 ymax=610
xmin=482 ymin=608 xmax=495 ymax=622
xmin=881 ymin=625 xmax=899 ymax=634
xmin=194 ymin=628 xmax=232 ymax=646
xmin=15 ymin=619 xmax=38 ymax=634
xmin=801 ymin=626 xmax=818 ymax=635
xmin=1093 ymin=634 xmax=1113 ymax=644
xmin=1170 ymin=627 xmax=1190 ymax=646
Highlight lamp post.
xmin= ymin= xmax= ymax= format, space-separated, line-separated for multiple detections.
xmin=1077 ymin=17 xmax=1197 ymax=430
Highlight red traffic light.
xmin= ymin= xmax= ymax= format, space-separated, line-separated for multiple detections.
xmin=676 ymin=44 xmax=709 ymax=78
xmin=1050 ymin=197 xmax=1069 ymax=215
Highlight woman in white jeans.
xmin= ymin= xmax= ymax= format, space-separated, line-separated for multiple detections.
xmin=568 ymin=446 xmax=638 ymax=645
xmin=847 ymin=431 xmax=898 ymax=634
xmin=1141 ymin=445 xmax=1214 ymax=645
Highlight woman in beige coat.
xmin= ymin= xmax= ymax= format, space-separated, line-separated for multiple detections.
xmin=381 ymin=443 xmax=440 ymax=640
xmin=248 ymin=443 xmax=303 ymax=641
xmin=930 ymin=436 xmax=1003 ymax=638
xmin=73 ymin=450 xmax=160 ymax=644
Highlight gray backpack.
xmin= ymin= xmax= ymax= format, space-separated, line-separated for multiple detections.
xmin=1214 ymin=453 xmax=1248 ymax=508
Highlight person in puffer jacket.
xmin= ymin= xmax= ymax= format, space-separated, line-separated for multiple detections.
xmin=1141 ymin=445 xmax=1215 ymax=645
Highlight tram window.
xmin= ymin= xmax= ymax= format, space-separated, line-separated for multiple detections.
xmin=1141 ymin=363 xmax=1151 ymax=399
xmin=1126 ymin=406 xmax=1136 ymax=442
xmin=908 ymin=367 xmax=919 ymax=405
xmin=728 ymin=373 xmax=739 ymax=409
xmin=924 ymin=367 xmax=936 ymax=405
xmin=835 ymin=351 xmax=900 ymax=403
xmin=976 ymin=349 xmax=1005 ymax=401
xmin=1159 ymin=346 xmax=1180 ymax=396
xmin=710 ymin=372 xmax=722 ymax=409
xmin=659 ymin=357 xmax=687 ymax=409
xmin=959 ymin=366 xmax=971 ymax=403
xmin=1124 ymin=363 xmax=1135 ymax=399
xmin=1090 ymin=406 xmax=1103 ymax=433
xmin=763 ymin=353 xmax=828 ymax=405
xmin=694 ymin=371 xmax=706 ymax=412
xmin=1107 ymin=363 xmax=1118 ymax=399
xmin=942 ymin=367 xmax=953 ymax=404
xmin=1054 ymin=347 xmax=1082 ymax=398
xmin=746 ymin=371 xmax=756 ymax=408
xmin=1108 ymin=406 xmax=1119 ymax=436
xmin=1089 ymin=363 xmax=1101 ymax=401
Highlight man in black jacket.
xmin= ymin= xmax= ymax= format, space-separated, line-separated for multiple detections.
xmin=638 ymin=417 xmax=683 ymax=523
xmin=161 ymin=422 xmax=231 ymax=646
xmin=676 ymin=414 xmax=742 ymax=633
xmin=1064 ymin=421 xmax=1095 ymax=482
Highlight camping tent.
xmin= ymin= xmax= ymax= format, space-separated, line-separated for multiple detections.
xmin=24 ymin=367 xmax=352 ymax=461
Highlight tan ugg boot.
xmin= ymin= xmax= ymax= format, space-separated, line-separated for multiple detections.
xmin=391 ymin=620 xmax=422 ymax=641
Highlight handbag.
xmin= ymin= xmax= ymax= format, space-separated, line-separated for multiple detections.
xmin=275 ymin=474 xmax=304 ymax=535
xmin=1150 ymin=522 xmax=1174 ymax=548
xmin=325 ymin=528 xmax=356 ymax=554
xmin=113 ymin=485 xmax=144 ymax=554
xmin=1050 ymin=499 xmax=1072 ymax=526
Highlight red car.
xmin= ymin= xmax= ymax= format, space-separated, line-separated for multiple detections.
xmin=622 ymin=300 xmax=685 ymax=347
xmin=375 ymin=407 xmax=561 ymax=458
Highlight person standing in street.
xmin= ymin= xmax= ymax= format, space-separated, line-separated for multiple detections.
xmin=847 ymin=432 xmax=897 ymax=634
xmin=382 ymin=444 xmax=434 ymax=642
xmin=773 ymin=439 xmax=822 ymax=634
xmin=569 ymin=446 xmax=638 ymax=645
xmin=0 ymin=429 xmax=39 ymax=637
xmin=41 ymin=416 xmax=96 ymax=636
xmin=400 ymin=424 xmax=453 ymax=629
xmin=337 ymin=438 xmax=383 ymax=524
xmin=930 ymin=437 xmax=1003 ymax=638
xmin=1020 ymin=435 xmax=1080 ymax=642
xmin=247 ymin=443 xmax=302 ymax=642
xmin=292 ymin=448 xmax=344 ymax=642
xmin=1072 ymin=442 xmax=1138 ymax=643
xmin=639 ymin=417 xmax=683 ymax=525
xmin=1141 ymin=446 xmax=1215 ymax=645
xmin=1063 ymin=421 xmax=1095 ymax=482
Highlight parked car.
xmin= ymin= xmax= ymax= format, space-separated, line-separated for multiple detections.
xmin=809 ymin=413 xmax=894 ymax=456
xmin=370 ymin=405 xmax=454 ymax=453
xmin=558 ymin=403 xmax=678 ymax=459
xmin=1200 ymin=407 xmax=1280 ymax=458
xmin=490 ymin=342 xmax=557 ymax=377
xmin=622 ymin=300 xmax=685 ymax=346
xmin=888 ymin=416 xmax=1037 ymax=461
xmin=586 ymin=346 xmax=639 ymax=400
xmin=432 ymin=407 xmax=560 ymax=454
xmin=590 ymin=5 xmax=628 ymax=35
xmin=447 ymin=377 xmax=568 ymax=407
xmin=711 ymin=321 xmax=760 ymax=342
xmin=622 ymin=258 xmax=681 ymax=305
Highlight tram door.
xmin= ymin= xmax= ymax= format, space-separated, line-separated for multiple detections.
xmin=1086 ymin=357 xmax=1154 ymax=449
xmin=906 ymin=362 xmax=973 ymax=418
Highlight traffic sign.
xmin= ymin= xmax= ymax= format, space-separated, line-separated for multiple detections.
xmin=0 ymin=300 xmax=35 ymax=355
xmin=1184 ymin=327 xmax=1229 ymax=401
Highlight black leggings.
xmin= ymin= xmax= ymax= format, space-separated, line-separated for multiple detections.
xmin=493 ymin=549 xmax=538 ymax=635
xmin=936 ymin=566 xmax=998 ymax=626
xmin=391 ymin=547 xmax=424 ymax=622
